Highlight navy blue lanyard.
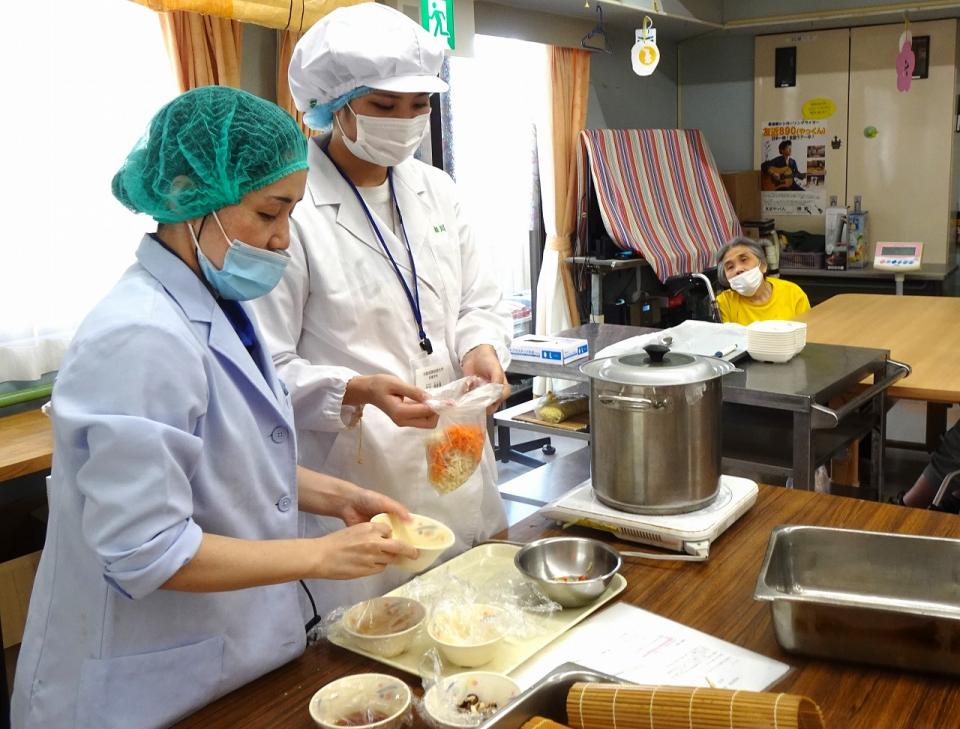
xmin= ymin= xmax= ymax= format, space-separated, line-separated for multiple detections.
xmin=324 ymin=149 xmax=433 ymax=355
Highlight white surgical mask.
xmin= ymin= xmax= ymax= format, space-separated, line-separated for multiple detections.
xmin=337 ymin=103 xmax=430 ymax=167
xmin=728 ymin=266 xmax=764 ymax=297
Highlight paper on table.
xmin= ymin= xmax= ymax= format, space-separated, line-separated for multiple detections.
xmin=510 ymin=602 xmax=790 ymax=691
xmin=595 ymin=320 xmax=748 ymax=362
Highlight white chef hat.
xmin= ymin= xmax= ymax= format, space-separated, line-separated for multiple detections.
xmin=289 ymin=3 xmax=448 ymax=129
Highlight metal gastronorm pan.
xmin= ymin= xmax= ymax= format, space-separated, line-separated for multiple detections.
xmin=477 ymin=663 xmax=627 ymax=729
xmin=754 ymin=525 xmax=960 ymax=676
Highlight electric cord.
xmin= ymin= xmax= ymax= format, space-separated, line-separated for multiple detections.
xmin=300 ymin=579 xmax=322 ymax=641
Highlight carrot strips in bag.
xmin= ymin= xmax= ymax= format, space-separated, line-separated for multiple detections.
xmin=424 ymin=377 xmax=504 ymax=494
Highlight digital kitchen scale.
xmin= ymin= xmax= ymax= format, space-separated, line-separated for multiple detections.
xmin=873 ymin=241 xmax=923 ymax=272
xmin=540 ymin=475 xmax=758 ymax=559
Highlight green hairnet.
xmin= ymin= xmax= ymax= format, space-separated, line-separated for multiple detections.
xmin=112 ymin=86 xmax=308 ymax=223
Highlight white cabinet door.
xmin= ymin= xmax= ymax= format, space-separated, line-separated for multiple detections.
xmin=755 ymin=29 xmax=850 ymax=233
xmin=847 ymin=19 xmax=958 ymax=265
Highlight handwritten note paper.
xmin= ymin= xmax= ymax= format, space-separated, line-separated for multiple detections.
xmin=511 ymin=603 xmax=791 ymax=691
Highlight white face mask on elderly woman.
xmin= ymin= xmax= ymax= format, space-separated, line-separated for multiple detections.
xmin=337 ymin=103 xmax=430 ymax=167
xmin=728 ymin=266 xmax=764 ymax=297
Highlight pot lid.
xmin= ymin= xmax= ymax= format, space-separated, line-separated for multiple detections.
xmin=580 ymin=344 xmax=736 ymax=386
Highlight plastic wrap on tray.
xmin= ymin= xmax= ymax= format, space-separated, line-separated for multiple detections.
xmin=416 ymin=658 xmax=521 ymax=728
xmin=309 ymin=673 xmax=413 ymax=729
xmin=321 ymin=596 xmax=427 ymax=658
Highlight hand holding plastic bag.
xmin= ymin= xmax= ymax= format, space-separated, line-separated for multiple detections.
xmin=423 ymin=377 xmax=503 ymax=494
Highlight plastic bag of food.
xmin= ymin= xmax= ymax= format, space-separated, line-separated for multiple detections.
xmin=534 ymin=390 xmax=589 ymax=424
xmin=423 ymin=377 xmax=503 ymax=494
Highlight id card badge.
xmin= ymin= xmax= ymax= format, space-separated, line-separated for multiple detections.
xmin=411 ymin=352 xmax=455 ymax=390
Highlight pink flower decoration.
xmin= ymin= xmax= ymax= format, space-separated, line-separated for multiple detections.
xmin=897 ymin=40 xmax=915 ymax=92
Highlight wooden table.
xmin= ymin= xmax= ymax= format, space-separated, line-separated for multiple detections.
xmin=798 ymin=294 xmax=960 ymax=403
xmin=0 ymin=408 xmax=52 ymax=484
xmin=799 ymin=293 xmax=960 ymax=449
xmin=176 ymin=488 xmax=960 ymax=729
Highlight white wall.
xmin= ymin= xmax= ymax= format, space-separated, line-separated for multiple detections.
xmin=589 ymin=26 xmax=679 ymax=129
xmin=475 ymin=2 xmax=678 ymax=131
xmin=240 ymin=23 xmax=277 ymax=100
xmin=679 ymin=33 xmax=753 ymax=171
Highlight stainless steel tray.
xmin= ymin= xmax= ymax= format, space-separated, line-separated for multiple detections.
xmin=754 ymin=525 xmax=960 ymax=676
xmin=477 ymin=663 xmax=627 ymax=729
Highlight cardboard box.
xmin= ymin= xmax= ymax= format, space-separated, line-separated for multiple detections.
xmin=510 ymin=335 xmax=589 ymax=365
xmin=720 ymin=170 xmax=761 ymax=222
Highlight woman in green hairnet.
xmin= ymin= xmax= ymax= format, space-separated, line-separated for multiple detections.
xmin=12 ymin=86 xmax=418 ymax=729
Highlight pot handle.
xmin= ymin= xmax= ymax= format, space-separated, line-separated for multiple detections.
xmin=597 ymin=393 xmax=668 ymax=411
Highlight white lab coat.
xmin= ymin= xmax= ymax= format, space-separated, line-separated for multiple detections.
xmin=12 ymin=237 xmax=304 ymax=729
xmin=253 ymin=138 xmax=511 ymax=615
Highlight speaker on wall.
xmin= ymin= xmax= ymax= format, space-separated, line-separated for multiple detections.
xmin=775 ymin=46 xmax=796 ymax=88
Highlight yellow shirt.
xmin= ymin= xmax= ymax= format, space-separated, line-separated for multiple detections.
xmin=717 ymin=276 xmax=811 ymax=325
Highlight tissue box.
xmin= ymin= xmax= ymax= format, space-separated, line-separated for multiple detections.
xmin=510 ymin=335 xmax=589 ymax=365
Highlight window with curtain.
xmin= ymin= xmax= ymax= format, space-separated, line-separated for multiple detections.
xmin=0 ymin=2 xmax=178 ymax=385
xmin=445 ymin=35 xmax=548 ymax=300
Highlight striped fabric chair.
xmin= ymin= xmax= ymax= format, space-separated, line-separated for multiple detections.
xmin=576 ymin=128 xmax=742 ymax=283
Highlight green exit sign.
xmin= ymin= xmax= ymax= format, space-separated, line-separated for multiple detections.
xmin=420 ymin=0 xmax=455 ymax=50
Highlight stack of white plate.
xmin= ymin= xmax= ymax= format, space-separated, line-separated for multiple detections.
xmin=745 ymin=320 xmax=807 ymax=363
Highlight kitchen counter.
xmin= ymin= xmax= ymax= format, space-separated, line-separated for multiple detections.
xmin=174 ymin=486 xmax=960 ymax=729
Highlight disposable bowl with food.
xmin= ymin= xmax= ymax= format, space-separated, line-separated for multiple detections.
xmin=514 ymin=537 xmax=622 ymax=608
xmin=427 ymin=604 xmax=507 ymax=667
xmin=372 ymin=512 xmax=456 ymax=573
xmin=309 ymin=673 xmax=411 ymax=729
xmin=341 ymin=596 xmax=426 ymax=658
xmin=423 ymin=671 xmax=521 ymax=728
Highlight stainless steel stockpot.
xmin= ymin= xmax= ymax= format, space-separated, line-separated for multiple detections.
xmin=580 ymin=344 xmax=736 ymax=515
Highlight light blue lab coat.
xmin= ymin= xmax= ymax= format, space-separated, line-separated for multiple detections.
xmin=11 ymin=236 xmax=305 ymax=729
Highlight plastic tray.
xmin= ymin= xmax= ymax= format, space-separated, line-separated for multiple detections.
xmin=329 ymin=543 xmax=627 ymax=678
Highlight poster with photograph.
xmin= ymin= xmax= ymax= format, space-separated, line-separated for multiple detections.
xmin=760 ymin=121 xmax=827 ymax=216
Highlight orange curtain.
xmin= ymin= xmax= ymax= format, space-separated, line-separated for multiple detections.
xmin=134 ymin=0 xmax=368 ymax=32
xmin=158 ymin=11 xmax=243 ymax=92
xmin=277 ymin=30 xmax=317 ymax=136
xmin=546 ymin=46 xmax=590 ymax=327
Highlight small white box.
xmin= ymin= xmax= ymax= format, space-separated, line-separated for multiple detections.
xmin=510 ymin=335 xmax=589 ymax=365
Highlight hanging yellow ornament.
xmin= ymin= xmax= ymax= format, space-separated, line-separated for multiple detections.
xmin=631 ymin=16 xmax=660 ymax=76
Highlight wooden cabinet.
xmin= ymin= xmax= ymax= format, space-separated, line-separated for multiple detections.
xmin=754 ymin=20 xmax=959 ymax=266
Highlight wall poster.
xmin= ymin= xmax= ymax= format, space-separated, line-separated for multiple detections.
xmin=760 ymin=120 xmax=827 ymax=216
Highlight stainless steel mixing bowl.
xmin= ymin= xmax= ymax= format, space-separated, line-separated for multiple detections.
xmin=514 ymin=537 xmax=622 ymax=608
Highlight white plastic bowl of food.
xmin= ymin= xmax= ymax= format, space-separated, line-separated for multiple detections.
xmin=308 ymin=673 xmax=411 ymax=729
xmin=341 ymin=596 xmax=426 ymax=658
xmin=423 ymin=671 xmax=520 ymax=728
xmin=427 ymin=604 xmax=506 ymax=667
xmin=371 ymin=512 xmax=455 ymax=573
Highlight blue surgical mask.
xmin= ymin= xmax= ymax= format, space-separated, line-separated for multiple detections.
xmin=188 ymin=212 xmax=290 ymax=300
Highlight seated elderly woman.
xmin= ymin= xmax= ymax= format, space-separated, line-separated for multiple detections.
xmin=715 ymin=236 xmax=810 ymax=325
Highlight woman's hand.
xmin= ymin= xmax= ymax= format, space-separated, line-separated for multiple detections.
xmin=337 ymin=480 xmax=412 ymax=527
xmin=312 ymin=522 xmax=418 ymax=579
xmin=462 ymin=344 xmax=510 ymax=415
xmin=344 ymin=374 xmax=438 ymax=428
xmin=298 ymin=468 xmax=413 ymax=525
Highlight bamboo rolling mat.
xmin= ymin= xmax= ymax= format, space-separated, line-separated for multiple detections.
xmin=566 ymin=683 xmax=825 ymax=729
xmin=522 ymin=719 xmax=573 ymax=729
